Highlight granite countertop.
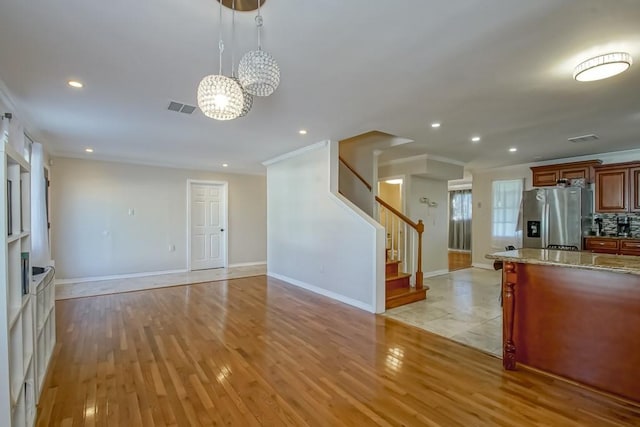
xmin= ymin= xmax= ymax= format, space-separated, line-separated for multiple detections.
xmin=486 ymin=248 xmax=640 ymax=275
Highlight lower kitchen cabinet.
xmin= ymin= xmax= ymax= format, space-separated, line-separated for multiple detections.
xmin=585 ymin=237 xmax=640 ymax=255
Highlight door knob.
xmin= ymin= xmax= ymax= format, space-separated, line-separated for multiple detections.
xmin=220 ymin=228 xmax=225 ymax=232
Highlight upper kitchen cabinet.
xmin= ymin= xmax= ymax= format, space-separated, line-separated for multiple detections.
xmin=630 ymin=166 xmax=640 ymax=212
xmin=531 ymin=160 xmax=602 ymax=187
xmin=593 ymin=162 xmax=640 ymax=213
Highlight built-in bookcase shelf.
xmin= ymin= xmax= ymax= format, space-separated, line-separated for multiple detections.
xmin=1 ymin=139 xmax=36 ymax=427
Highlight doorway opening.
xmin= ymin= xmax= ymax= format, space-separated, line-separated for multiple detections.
xmin=448 ymin=189 xmax=472 ymax=271
xmin=378 ymin=178 xmax=404 ymax=259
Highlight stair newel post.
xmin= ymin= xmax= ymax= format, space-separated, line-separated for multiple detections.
xmin=415 ymin=220 xmax=424 ymax=289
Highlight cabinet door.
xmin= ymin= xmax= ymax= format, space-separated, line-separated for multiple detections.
xmin=560 ymin=167 xmax=588 ymax=181
xmin=532 ymin=169 xmax=558 ymax=187
xmin=595 ymin=168 xmax=628 ymax=212
xmin=630 ymin=167 xmax=640 ymax=212
xmin=620 ymin=239 xmax=640 ymax=256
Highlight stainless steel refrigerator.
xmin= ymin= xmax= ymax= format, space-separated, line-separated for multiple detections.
xmin=522 ymin=187 xmax=592 ymax=250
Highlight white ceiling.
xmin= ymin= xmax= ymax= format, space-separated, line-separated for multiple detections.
xmin=0 ymin=0 xmax=639 ymax=174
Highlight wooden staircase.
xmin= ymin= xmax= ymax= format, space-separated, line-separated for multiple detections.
xmin=338 ymin=155 xmax=429 ymax=310
xmin=385 ymin=253 xmax=427 ymax=309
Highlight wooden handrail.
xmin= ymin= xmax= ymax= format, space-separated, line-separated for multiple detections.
xmin=375 ymin=196 xmax=418 ymax=230
xmin=375 ymin=195 xmax=424 ymax=289
xmin=339 ymin=156 xmax=372 ymax=191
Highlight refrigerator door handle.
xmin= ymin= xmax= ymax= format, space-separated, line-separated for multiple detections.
xmin=542 ymin=202 xmax=549 ymax=248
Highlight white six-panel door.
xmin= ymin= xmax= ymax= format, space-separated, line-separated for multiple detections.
xmin=189 ymin=182 xmax=226 ymax=270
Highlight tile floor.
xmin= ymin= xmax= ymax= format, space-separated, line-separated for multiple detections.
xmin=55 ymin=264 xmax=267 ymax=300
xmin=384 ymin=267 xmax=503 ymax=357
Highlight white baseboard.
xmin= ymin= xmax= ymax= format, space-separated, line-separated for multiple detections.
xmin=423 ymin=269 xmax=449 ymax=278
xmin=472 ymin=263 xmax=495 ymax=270
xmin=267 ymin=272 xmax=375 ymax=314
xmin=55 ymin=268 xmax=188 ymax=285
xmin=228 ymin=261 xmax=266 ymax=268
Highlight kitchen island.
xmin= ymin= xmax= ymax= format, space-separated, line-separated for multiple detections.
xmin=486 ymin=248 xmax=640 ymax=403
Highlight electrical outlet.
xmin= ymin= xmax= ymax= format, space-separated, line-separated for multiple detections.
xmin=169 ymin=244 xmax=175 ymax=252
xmin=128 ymin=208 xmax=135 ymax=216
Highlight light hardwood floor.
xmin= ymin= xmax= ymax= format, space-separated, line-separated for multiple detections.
xmin=448 ymin=250 xmax=472 ymax=271
xmin=37 ymin=276 xmax=640 ymax=426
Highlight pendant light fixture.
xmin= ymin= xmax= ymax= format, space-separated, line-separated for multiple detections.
xmin=231 ymin=0 xmax=253 ymax=117
xmin=197 ymin=0 xmax=244 ymax=120
xmin=238 ymin=0 xmax=280 ymax=97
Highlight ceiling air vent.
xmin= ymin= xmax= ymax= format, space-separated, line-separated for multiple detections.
xmin=167 ymin=101 xmax=197 ymax=115
xmin=568 ymin=134 xmax=599 ymax=143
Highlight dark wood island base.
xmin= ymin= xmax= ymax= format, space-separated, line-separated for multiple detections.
xmin=499 ymin=260 xmax=640 ymax=403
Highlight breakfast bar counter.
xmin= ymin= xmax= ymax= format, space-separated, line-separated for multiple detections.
xmin=486 ymin=249 xmax=640 ymax=403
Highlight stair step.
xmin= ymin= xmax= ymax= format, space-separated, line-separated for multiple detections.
xmin=385 ymin=260 xmax=401 ymax=276
xmin=385 ymin=272 xmax=411 ymax=291
xmin=385 ymin=288 xmax=427 ymax=309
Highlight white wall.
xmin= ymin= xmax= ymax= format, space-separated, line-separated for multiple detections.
xmin=406 ymin=176 xmax=449 ymax=276
xmin=266 ymin=141 xmax=385 ymax=313
xmin=51 ymin=157 xmax=266 ymax=280
xmin=338 ymin=160 xmax=374 ymax=217
xmin=471 ymin=148 xmax=640 ymax=268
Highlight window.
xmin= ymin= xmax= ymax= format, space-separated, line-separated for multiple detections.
xmin=491 ymin=179 xmax=523 ymax=249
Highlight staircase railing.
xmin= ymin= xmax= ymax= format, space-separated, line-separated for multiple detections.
xmin=338 ymin=156 xmax=424 ymax=289
xmin=375 ymin=196 xmax=424 ymax=289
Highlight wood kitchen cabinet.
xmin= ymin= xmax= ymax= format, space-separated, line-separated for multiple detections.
xmin=531 ymin=160 xmax=601 ymax=187
xmin=630 ymin=166 xmax=640 ymax=212
xmin=584 ymin=237 xmax=640 ymax=255
xmin=593 ymin=162 xmax=640 ymax=213
xmin=594 ymin=166 xmax=629 ymax=212
xmin=584 ymin=237 xmax=620 ymax=254
xmin=620 ymin=239 xmax=640 ymax=256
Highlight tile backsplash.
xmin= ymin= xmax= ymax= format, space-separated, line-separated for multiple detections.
xmin=595 ymin=213 xmax=640 ymax=236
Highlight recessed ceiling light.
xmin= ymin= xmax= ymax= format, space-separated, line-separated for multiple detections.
xmin=431 ymin=123 xmax=441 ymax=128
xmin=471 ymin=136 xmax=481 ymax=142
xmin=68 ymin=80 xmax=84 ymax=88
xmin=385 ymin=179 xmax=403 ymax=185
xmin=222 ymin=163 xmax=228 ymax=167
xmin=509 ymin=147 xmax=517 ymax=152
xmin=573 ymin=52 xmax=632 ymax=82
xmin=299 ymin=129 xmax=308 ymax=135
xmin=85 ymin=148 xmax=94 ymax=153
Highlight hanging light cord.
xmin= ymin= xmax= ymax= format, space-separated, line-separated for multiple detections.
xmin=218 ymin=0 xmax=224 ymax=75
xmin=231 ymin=0 xmax=236 ymax=77
xmin=256 ymin=0 xmax=263 ymax=50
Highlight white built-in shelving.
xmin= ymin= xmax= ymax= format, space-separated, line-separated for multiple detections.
xmin=1 ymin=138 xmax=36 ymax=427
xmin=33 ymin=267 xmax=55 ymax=399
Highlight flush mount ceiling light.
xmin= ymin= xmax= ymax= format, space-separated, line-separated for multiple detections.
xmin=573 ymin=52 xmax=632 ymax=82
xmin=197 ymin=0 xmax=244 ymax=120
xmin=238 ymin=0 xmax=280 ymax=97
